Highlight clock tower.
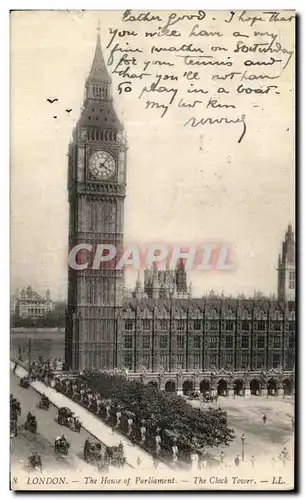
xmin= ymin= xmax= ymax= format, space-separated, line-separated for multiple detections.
xmin=65 ymin=31 xmax=126 ymax=370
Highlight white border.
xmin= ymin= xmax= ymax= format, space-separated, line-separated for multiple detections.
xmin=2 ymin=1 xmax=302 ymax=498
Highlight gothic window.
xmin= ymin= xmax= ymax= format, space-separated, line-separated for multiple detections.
xmin=242 ymin=320 xmax=250 ymax=331
xmin=177 ymin=354 xmax=184 ymax=369
xmin=160 ymin=354 xmax=169 ymax=371
xmin=209 ymin=335 xmax=218 ymax=349
xmin=241 ymin=353 xmax=249 ymax=369
xmin=124 ymin=353 xmax=133 ymax=370
xmin=143 ymin=335 xmax=150 ymax=349
xmin=224 ymin=353 xmax=233 ymax=369
xmin=241 ymin=335 xmax=249 ymax=349
xmin=210 ymin=320 xmax=218 ymax=331
xmin=193 ymin=353 xmax=200 ymax=369
xmin=289 ymin=321 xmax=295 ymax=332
xmin=257 ymin=335 xmax=265 ymax=349
xmin=256 ymin=321 xmax=265 ymax=331
xmin=288 ymin=335 xmax=295 ymax=349
xmin=124 ymin=335 xmax=133 ymax=349
xmin=193 ymin=335 xmax=201 ymax=349
xmin=273 ymin=321 xmax=281 ymax=331
xmin=143 ymin=319 xmax=151 ymax=330
xmin=193 ymin=319 xmax=201 ymax=330
xmin=160 ymin=336 xmax=168 ymax=349
xmin=209 ymin=353 xmax=217 ymax=368
xmin=272 ymin=353 xmax=281 ymax=368
xmin=273 ymin=335 xmax=281 ymax=348
xmin=160 ymin=319 xmax=168 ymax=330
xmin=225 ymin=320 xmax=234 ymax=331
xmin=125 ymin=319 xmax=133 ymax=330
xmin=225 ymin=335 xmax=233 ymax=349
xmin=177 ymin=320 xmax=185 ymax=331
xmin=177 ymin=335 xmax=185 ymax=349
xmin=256 ymin=352 xmax=265 ymax=369
xmin=289 ymin=270 xmax=295 ymax=289
xmin=143 ymin=353 xmax=150 ymax=369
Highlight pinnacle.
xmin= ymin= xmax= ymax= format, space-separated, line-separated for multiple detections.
xmin=88 ymin=32 xmax=111 ymax=83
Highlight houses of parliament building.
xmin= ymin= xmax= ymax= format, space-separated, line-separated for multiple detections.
xmin=65 ymin=32 xmax=296 ymax=397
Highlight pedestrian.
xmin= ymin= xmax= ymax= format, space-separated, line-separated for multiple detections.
xmin=234 ymin=454 xmax=240 ymax=467
xmin=250 ymin=455 xmax=255 ymax=467
xmin=263 ymin=414 xmax=267 ymax=424
xmin=281 ymin=447 xmax=289 ymax=467
xmin=137 ymin=457 xmax=141 ymax=467
xmin=191 ymin=451 xmax=199 ymax=469
xmin=220 ymin=450 xmax=224 ymax=467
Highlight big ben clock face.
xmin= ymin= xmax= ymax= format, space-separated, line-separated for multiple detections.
xmin=89 ymin=151 xmax=116 ymax=180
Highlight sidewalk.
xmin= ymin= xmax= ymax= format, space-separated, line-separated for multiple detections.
xmin=10 ymin=362 xmax=171 ymax=472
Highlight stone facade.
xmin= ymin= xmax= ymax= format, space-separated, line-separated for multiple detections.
xmin=119 ymin=296 xmax=295 ymax=392
xmin=14 ymin=286 xmax=53 ymax=318
xmin=122 ymin=367 xmax=294 ymax=397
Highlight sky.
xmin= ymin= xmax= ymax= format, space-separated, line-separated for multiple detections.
xmin=10 ymin=10 xmax=295 ymax=300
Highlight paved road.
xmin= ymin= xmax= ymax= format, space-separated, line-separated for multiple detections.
xmin=10 ymin=363 xmax=170 ymax=472
xmin=10 ymin=372 xmax=110 ymax=474
xmin=189 ymin=396 xmax=294 ymax=465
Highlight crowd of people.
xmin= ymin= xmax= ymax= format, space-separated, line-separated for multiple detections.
xmin=53 ymin=375 xmax=195 ymax=468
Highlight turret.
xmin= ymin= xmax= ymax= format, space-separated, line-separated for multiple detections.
xmin=277 ymin=224 xmax=295 ymax=302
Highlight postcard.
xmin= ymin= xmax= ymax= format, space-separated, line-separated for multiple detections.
xmin=10 ymin=9 xmax=295 ymax=491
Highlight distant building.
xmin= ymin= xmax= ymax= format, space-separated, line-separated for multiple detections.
xmin=14 ymin=286 xmax=53 ymax=318
xmin=278 ymin=224 xmax=295 ymax=302
xmin=141 ymin=260 xmax=191 ymax=300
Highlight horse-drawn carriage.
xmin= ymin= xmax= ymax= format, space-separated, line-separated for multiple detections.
xmin=20 ymin=376 xmax=30 ymax=389
xmin=187 ymin=390 xmax=201 ymax=400
xmin=38 ymin=395 xmax=50 ymax=410
xmin=24 ymin=414 xmax=37 ymax=433
xmin=10 ymin=400 xmax=21 ymax=423
xmin=10 ymin=419 xmax=17 ymax=438
xmin=54 ymin=437 xmax=70 ymax=455
xmin=106 ymin=444 xmax=126 ymax=467
xmin=28 ymin=453 xmax=42 ymax=472
xmin=202 ymin=393 xmax=217 ymax=403
xmin=84 ymin=439 xmax=109 ymax=470
xmin=57 ymin=407 xmax=81 ymax=432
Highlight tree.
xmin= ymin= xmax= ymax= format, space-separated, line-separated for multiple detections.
xmin=82 ymin=372 xmax=234 ymax=450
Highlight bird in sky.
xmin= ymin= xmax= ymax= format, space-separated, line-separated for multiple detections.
xmin=47 ymin=98 xmax=58 ymax=104
xmin=65 ymin=109 xmax=72 ymax=113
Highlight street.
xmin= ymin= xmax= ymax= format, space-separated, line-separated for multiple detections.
xmin=189 ymin=396 xmax=294 ymax=466
xmin=10 ymin=372 xmax=106 ymax=474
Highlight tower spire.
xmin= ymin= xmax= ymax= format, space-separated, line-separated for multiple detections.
xmin=87 ymin=28 xmax=111 ymax=84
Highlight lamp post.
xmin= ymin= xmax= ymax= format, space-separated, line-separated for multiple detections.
xmin=241 ymin=434 xmax=246 ymax=461
xmin=28 ymin=337 xmax=32 ymax=374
